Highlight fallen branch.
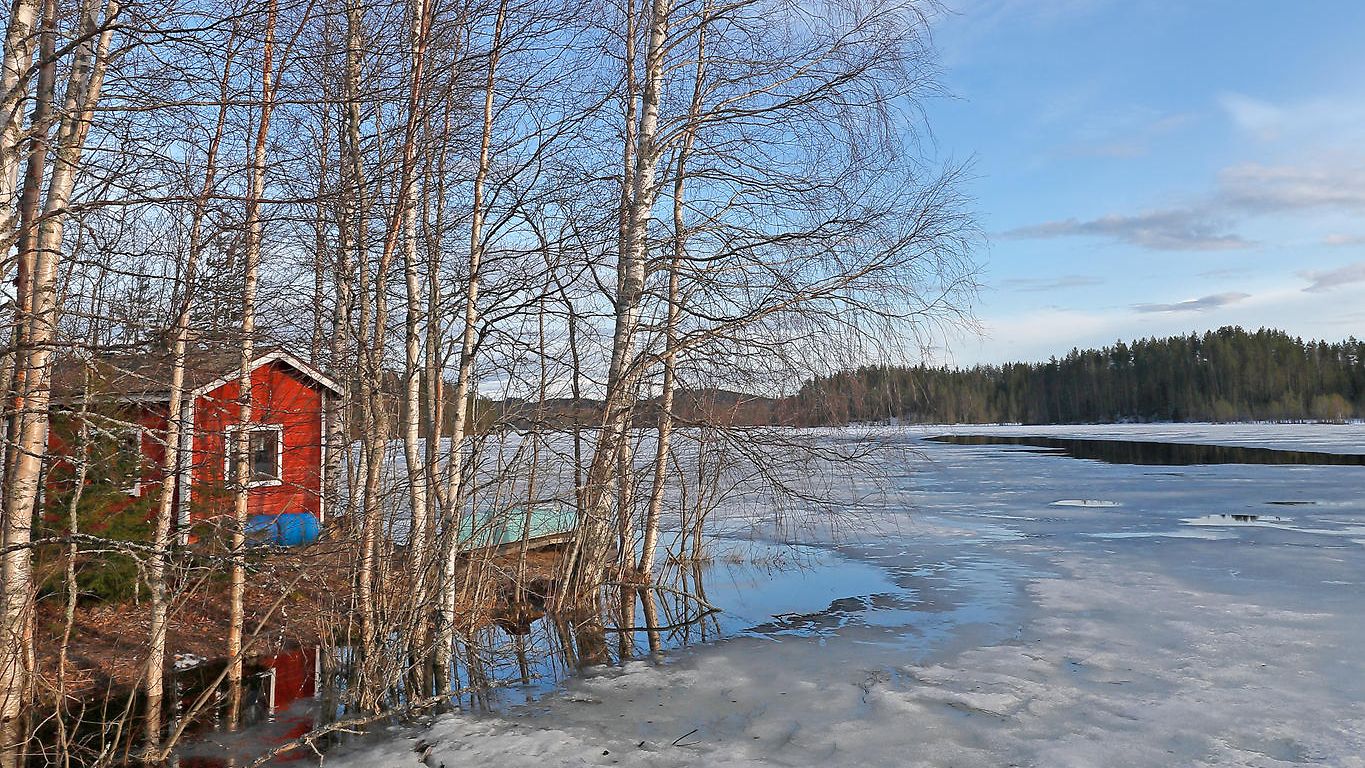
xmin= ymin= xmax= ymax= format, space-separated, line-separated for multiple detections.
xmin=601 ymin=608 xmax=721 ymax=633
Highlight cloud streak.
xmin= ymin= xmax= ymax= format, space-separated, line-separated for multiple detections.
xmin=1005 ymin=160 xmax=1365 ymax=252
xmin=1003 ymin=210 xmax=1251 ymax=251
xmin=1323 ymin=234 xmax=1365 ymax=247
xmin=1218 ymin=164 xmax=1365 ymax=213
xmin=1132 ymin=292 xmax=1250 ymax=314
xmin=1002 ymin=274 xmax=1105 ymax=292
xmin=1300 ymin=261 xmax=1365 ymax=293
xmin=1217 ymin=93 xmax=1286 ymax=141
xmin=1218 ymin=91 xmax=1365 ymax=148
xmin=1060 ymin=112 xmax=1194 ymax=159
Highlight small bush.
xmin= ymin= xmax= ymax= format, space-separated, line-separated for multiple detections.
xmin=39 ymin=422 xmax=160 ymax=604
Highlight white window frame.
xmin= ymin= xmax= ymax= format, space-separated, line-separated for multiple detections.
xmin=119 ymin=427 xmax=143 ymax=497
xmin=224 ymin=423 xmax=284 ymax=488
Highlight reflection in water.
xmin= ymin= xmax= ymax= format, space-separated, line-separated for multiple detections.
xmin=46 ymin=551 xmax=789 ymax=765
xmin=33 ymin=644 xmax=324 ymax=767
xmin=927 ymin=434 xmax=1365 ymax=466
xmin=156 ymin=579 xmax=717 ymax=766
xmin=442 ymin=561 xmax=721 ymax=716
xmin=1183 ymin=514 xmax=1289 ymax=526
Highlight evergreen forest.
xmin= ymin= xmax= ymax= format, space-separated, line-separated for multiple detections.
xmin=790 ymin=327 xmax=1365 ymax=425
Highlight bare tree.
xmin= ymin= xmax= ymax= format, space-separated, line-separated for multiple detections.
xmin=639 ymin=2 xmax=707 ymax=575
xmin=1 ymin=0 xmax=118 ymax=762
xmin=228 ymin=0 xmax=280 ymax=727
xmin=434 ymin=0 xmax=508 ymax=682
xmin=0 ymin=0 xmax=977 ymax=761
xmin=142 ymin=35 xmax=238 ymax=754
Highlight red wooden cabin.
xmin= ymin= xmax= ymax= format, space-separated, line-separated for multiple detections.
xmin=49 ymin=349 xmax=342 ymax=541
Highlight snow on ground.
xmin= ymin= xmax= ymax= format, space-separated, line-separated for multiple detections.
xmin=329 ymin=425 xmax=1365 ymax=767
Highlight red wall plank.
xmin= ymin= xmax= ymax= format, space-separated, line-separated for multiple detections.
xmin=190 ymin=361 xmax=325 ymax=521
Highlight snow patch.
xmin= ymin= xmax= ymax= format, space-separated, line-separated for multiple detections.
xmin=328 ymin=424 xmax=1365 ymax=768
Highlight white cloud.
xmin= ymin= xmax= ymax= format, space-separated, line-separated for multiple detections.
xmin=1300 ymin=261 xmax=1365 ymax=293
xmin=1132 ymin=292 xmax=1250 ymax=314
xmin=1002 ymin=209 xmax=1250 ymax=251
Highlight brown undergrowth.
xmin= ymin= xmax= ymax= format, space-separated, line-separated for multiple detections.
xmin=33 ymin=538 xmax=566 ymax=704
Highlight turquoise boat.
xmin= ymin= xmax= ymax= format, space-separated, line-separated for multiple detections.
xmin=455 ymin=504 xmax=576 ymax=552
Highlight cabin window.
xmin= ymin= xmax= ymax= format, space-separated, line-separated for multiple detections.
xmin=83 ymin=424 xmax=144 ymax=496
xmin=115 ymin=428 xmax=143 ymax=495
xmin=226 ymin=424 xmax=283 ymax=487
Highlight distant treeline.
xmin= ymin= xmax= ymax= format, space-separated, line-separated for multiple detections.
xmin=488 ymin=328 xmax=1365 ymax=428
xmin=791 ymin=327 xmax=1365 ymax=425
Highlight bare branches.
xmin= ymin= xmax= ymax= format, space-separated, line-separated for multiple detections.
xmin=0 ymin=0 xmax=977 ymax=761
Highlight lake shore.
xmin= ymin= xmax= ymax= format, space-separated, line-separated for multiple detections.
xmin=328 ymin=424 xmax=1365 ymax=767
xmin=35 ymin=539 xmax=566 ymax=703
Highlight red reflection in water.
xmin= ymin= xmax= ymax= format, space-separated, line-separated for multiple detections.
xmin=173 ymin=647 xmax=320 ymax=767
xmin=261 ymin=647 xmax=317 ymax=713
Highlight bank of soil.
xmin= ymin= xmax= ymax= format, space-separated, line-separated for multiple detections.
xmin=34 ymin=538 xmax=566 ymax=703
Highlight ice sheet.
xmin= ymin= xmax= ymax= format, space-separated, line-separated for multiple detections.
xmin=904 ymin=421 xmax=1365 ymax=454
xmin=329 ymin=425 xmax=1365 ymax=767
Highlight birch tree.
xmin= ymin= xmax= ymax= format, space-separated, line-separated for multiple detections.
xmin=569 ymin=0 xmax=673 ymax=601
xmin=433 ymin=0 xmax=507 ymax=682
xmin=0 ymin=0 xmax=118 ymax=762
xmin=142 ymin=34 xmax=238 ymax=750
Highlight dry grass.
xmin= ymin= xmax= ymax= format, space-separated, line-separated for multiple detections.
xmin=33 ymin=539 xmax=567 ymax=703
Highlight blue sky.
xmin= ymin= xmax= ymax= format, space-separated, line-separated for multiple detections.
xmin=923 ymin=0 xmax=1365 ymax=365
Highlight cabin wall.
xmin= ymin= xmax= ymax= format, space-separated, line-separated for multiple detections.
xmin=189 ymin=362 xmax=325 ymax=521
xmin=42 ymin=404 xmax=170 ymax=526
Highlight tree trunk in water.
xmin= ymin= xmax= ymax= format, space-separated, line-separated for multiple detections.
xmin=354 ymin=0 xmax=430 ymax=705
xmin=400 ymin=0 xmax=434 ymax=685
xmin=143 ymin=39 xmax=233 ymax=752
xmin=342 ymin=0 xmax=387 ymax=700
xmin=435 ymin=0 xmax=504 ymax=682
xmin=228 ymin=0 xmax=276 ymax=728
xmin=572 ymin=0 xmax=671 ymax=602
xmin=640 ymin=14 xmax=704 ymax=577
xmin=0 ymin=1 xmax=116 ymax=762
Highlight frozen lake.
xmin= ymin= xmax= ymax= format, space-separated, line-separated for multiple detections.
xmin=334 ymin=423 xmax=1365 ymax=767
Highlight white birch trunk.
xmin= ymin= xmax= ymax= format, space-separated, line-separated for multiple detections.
xmin=0 ymin=1 xmax=116 ymax=761
xmin=228 ymin=0 xmax=276 ymax=727
xmin=356 ymin=0 xmax=428 ymax=700
xmin=143 ymin=39 xmax=234 ymax=750
xmin=435 ymin=0 xmax=505 ymax=674
xmin=400 ymin=0 xmax=433 ymax=649
xmin=573 ymin=0 xmax=671 ymax=598
xmin=640 ymin=15 xmax=705 ymax=576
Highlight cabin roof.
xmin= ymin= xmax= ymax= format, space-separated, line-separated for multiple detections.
xmin=53 ymin=348 xmax=343 ymax=403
